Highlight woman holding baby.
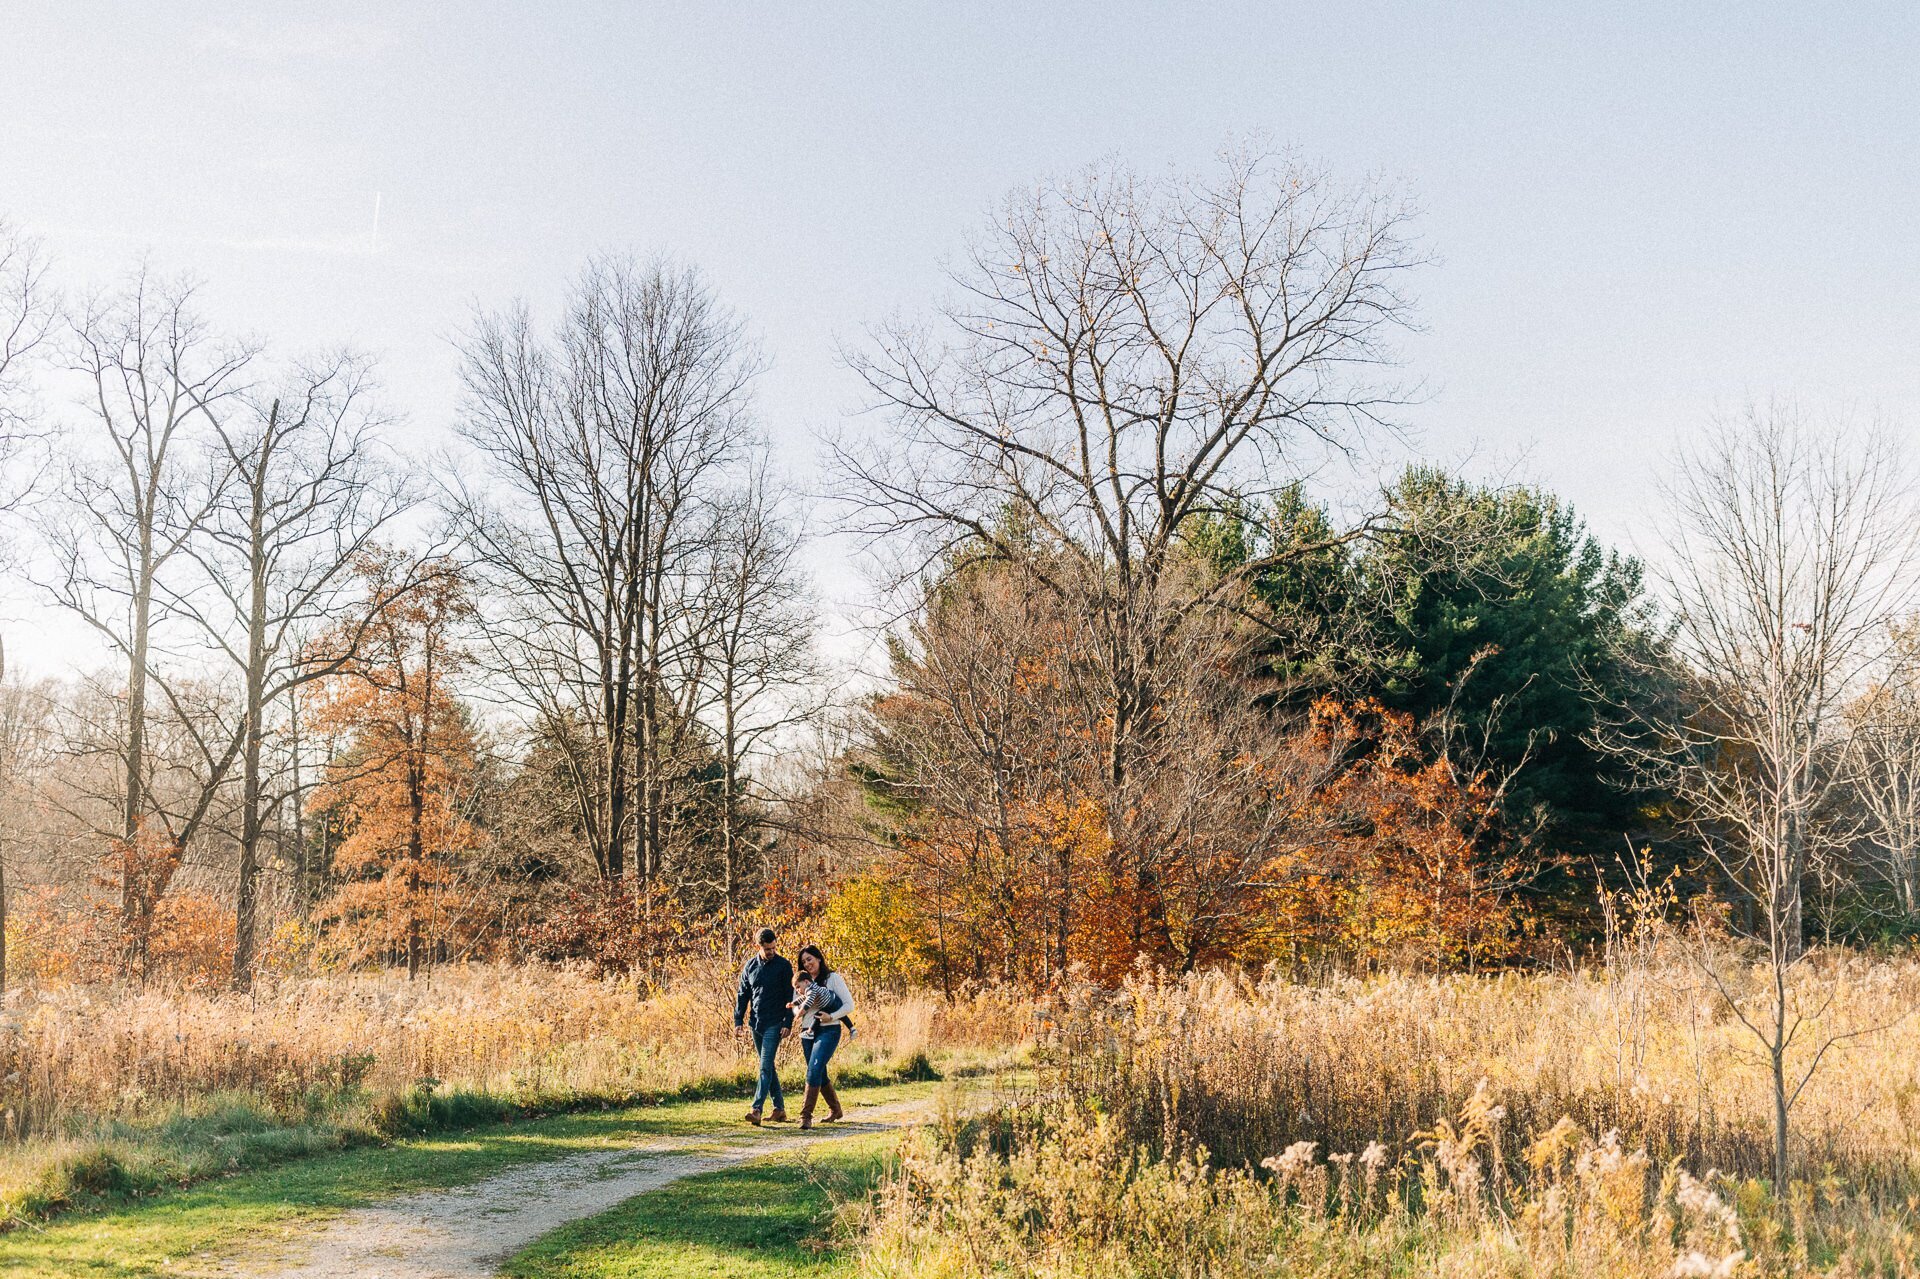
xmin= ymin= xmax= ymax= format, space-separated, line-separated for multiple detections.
xmin=790 ymin=944 xmax=855 ymax=1129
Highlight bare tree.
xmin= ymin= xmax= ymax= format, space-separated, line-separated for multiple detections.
xmin=700 ymin=461 xmax=820 ymax=946
xmin=0 ymin=221 xmax=56 ymax=974
xmin=36 ymin=272 xmax=256 ymax=976
xmin=1843 ymin=617 xmax=1920 ymax=923
xmin=834 ymin=144 xmax=1419 ymax=949
xmin=452 ymin=257 xmax=758 ymax=899
xmin=0 ymin=218 xmax=55 ymax=511
xmin=1608 ymin=402 xmax=1917 ymax=1187
xmin=0 ymin=642 xmax=58 ymax=991
xmin=179 ymin=356 xmax=415 ymax=990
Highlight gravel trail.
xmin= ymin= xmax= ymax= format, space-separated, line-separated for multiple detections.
xmin=213 ymin=1099 xmax=927 ymax=1279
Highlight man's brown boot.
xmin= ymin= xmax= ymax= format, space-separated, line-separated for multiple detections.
xmin=769 ymin=1108 xmax=790 ymax=1122
xmin=799 ymin=1085 xmax=820 ymax=1130
xmin=744 ymin=1109 xmax=762 ymax=1126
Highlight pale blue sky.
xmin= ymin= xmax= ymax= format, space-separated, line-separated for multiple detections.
xmin=3 ymin=2 xmax=1917 ymax=673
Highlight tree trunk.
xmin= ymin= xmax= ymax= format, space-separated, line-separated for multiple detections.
xmin=231 ymin=503 xmax=271 ymax=991
xmin=1783 ymin=802 xmax=1806 ymax=962
xmin=407 ymin=755 xmax=425 ymax=981
xmin=721 ymin=687 xmax=739 ymax=961
xmin=1771 ymin=1035 xmax=1790 ymax=1187
xmin=123 ymin=546 xmax=153 ymax=976
xmin=0 ymin=635 xmax=7 ymax=996
xmin=291 ymin=695 xmax=308 ymax=916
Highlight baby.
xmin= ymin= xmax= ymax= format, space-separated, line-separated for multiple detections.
xmin=788 ymin=974 xmax=857 ymax=1039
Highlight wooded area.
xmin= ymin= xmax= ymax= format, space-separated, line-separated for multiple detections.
xmin=2 ymin=149 xmax=1918 ymax=1000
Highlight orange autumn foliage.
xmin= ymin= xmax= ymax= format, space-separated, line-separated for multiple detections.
xmin=893 ymin=793 xmax=1112 ymax=988
xmin=1250 ymin=699 xmax=1535 ymax=969
xmin=6 ymin=878 xmax=239 ymax=989
xmin=875 ymin=696 xmax=1531 ymax=986
xmin=305 ymin=555 xmax=486 ymax=974
xmin=92 ymin=820 xmax=190 ymax=979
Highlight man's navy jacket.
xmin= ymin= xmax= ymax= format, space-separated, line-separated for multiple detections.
xmin=734 ymin=952 xmax=795 ymax=1032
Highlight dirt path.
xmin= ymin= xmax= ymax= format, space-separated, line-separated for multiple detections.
xmin=213 ymin=1099 xmax=928 ymax=1279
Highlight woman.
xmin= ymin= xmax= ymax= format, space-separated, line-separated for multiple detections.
xmin=794 ymin=944 xmax=854 ymax=1129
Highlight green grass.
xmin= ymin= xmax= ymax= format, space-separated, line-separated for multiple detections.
xmin=0 ymin=1053 xmax=945 ymax=1227
xmin=0 ymin=1081 xmax=938 ymax=1279
xmin=502 ymin=1134 xmax=898 ymax=1279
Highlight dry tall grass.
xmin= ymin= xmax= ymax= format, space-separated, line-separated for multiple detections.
xmin=858 ymin=952 xmax=1920 ymax=1277
xmin=0 ymin=960 xmax=1028 ymax=1220
xmin=1042 ymin=951 xmax=1920 ymax=1185
xmin=0 ymin=962 xmax=1016 ymax=1138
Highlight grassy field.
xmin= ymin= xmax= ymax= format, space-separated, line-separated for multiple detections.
xmin=16 ymin=950 xmax=1920 ymax=1277
xmin=0 ymin=963 xmax=1024 ymax=1225
xmin=0 ymin=1080 xmax=941 ymax=1279
xmin=855 ymin=957 xmax=1920 ymax=1278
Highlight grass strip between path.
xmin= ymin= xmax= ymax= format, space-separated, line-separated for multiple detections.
xmin=502 ymin=1133 xmax=897 ymax=1279
xmin=0 ymin=1049 xmax=946 ymax=1228
xmin=0 ymin=1081 xmax=938 ymax=1279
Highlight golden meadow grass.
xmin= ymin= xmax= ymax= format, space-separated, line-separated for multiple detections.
xmin=856 ymin=952 xmax=1920 ymax=1278
xmin=10 ymin=947 xmax=1920 ymax=1271
xmin=0 ymin=961 xmax=1028 ymax=1221
xmin=1040 ymin=950 xmax=1920 ymax=1182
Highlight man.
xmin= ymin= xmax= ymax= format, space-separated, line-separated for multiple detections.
xmin=733 ymin=926 xmax=794 ymax=1125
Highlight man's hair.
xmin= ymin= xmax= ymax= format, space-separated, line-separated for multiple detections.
xmin=756 ymin=927 xmax=777 ymax=945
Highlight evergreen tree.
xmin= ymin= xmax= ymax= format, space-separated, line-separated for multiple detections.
xmin=1244 ymin=468 xmax=1665 ymax=863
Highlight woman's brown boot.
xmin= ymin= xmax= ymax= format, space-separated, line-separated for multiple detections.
xmin=820 ymin=1080 xmax=844 ymax=1122
xmin=799 ymin=1085 xmax=820 ymax=1130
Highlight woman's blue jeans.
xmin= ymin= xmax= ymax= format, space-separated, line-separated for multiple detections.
xmin=751 ymin=1025 xmax=785 ymax=1113
xmin=803 ymin=1024 xmax=842 ymax=1088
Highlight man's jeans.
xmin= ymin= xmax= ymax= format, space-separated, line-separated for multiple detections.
xmin=750 ymin=1025 xmax=785 ymax=1113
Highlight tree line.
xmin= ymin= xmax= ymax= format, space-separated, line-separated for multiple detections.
xmin=0 ymin=146 xmax=1917 ymax=994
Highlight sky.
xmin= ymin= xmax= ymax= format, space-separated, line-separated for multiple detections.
xmin=2 ymin=1 xmax=1917 ymax=678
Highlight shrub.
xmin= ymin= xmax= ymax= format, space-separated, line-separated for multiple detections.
xmin=856 ymin=1094 xmax=1891 ymax=1278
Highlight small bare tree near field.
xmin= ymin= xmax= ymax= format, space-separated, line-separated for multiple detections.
xmin=1606 ymin=402 xmax=1918 ymax=1188
xmin=1842 ymin=617 xmax=1920 ymax=924
xmin=699 ymin=460 xmax=820 ymax=949
xmin=452 ymin=257 xmax=759 ymax=897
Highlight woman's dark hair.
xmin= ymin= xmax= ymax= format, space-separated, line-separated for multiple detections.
xmin=797 ymin=944 xmax=832 ymax=982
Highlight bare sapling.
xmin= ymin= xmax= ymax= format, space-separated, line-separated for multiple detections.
xmin=1841 ymin=617 xmax=1920 ymax=925
xmin=1603 ymin=402 xmax=1918 ymax=1187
